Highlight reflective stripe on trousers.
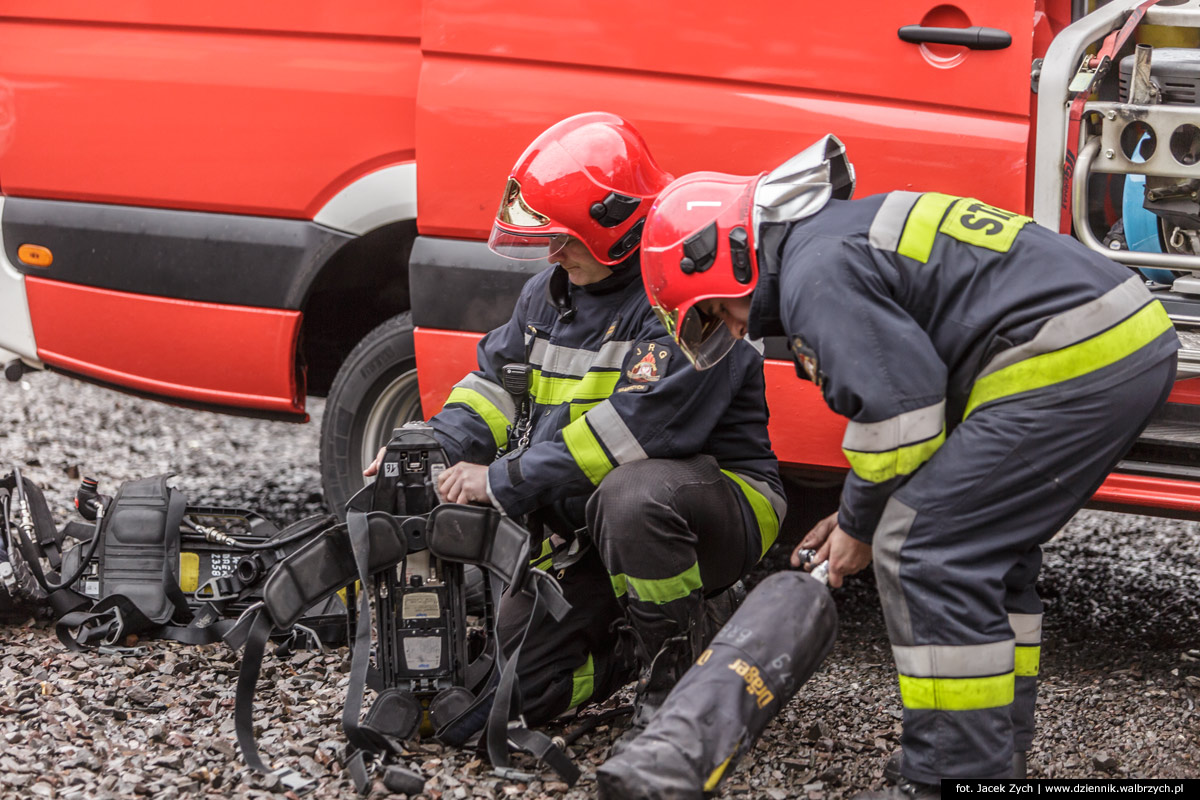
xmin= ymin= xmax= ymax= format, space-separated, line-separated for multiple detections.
xmin=871 ymin=355 xmax=1175 ymax=783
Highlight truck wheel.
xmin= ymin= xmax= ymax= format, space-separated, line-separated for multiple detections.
xmin=320 ymin=313 xmax=423 ymax=516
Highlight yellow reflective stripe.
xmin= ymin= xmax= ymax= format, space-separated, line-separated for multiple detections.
xmin=562 ymin=416 xmax=614 ymax=485
xmin=445 ymin=387 xmax=509 ymax=448
xmin=610 ymin=573 xmax=628 ymax=598
xmin=843 ymin=428 xmax=945 ymax=484
xmin=939 ymin=198 xmax=1031 ymax=254
xmin=615 ymin=562 xmax=703 ymax=605
xmin=529 ymin=369 xmax=622 ymax=406
xmin=530 ymin=538 xmax=554 ymax=571
xmin=896 ymin=192 xmax=957 ymax=263
xmin=965 ymin=300 xmax=1173 ymax=418
xmin=569 ymin=653 xmax=595 ymax=709
xmin=721 ymin=469 xmax=781 ymax=558
xmin=1014 ymin=645 xmax=1041 ymax=678
xmin=704 ymin=748 xmax=739 ymax=792
xmin=898 ymin=671 xmax=1015 ymax=710
xmin=570 ymin=399 xmax=604 ymax=422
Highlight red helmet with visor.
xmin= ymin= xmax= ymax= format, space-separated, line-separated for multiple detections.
xmin=641 ymin=171 xmax=764 ymax=369
xmin=488 ymin=112 xmax=674 ymax=267
xmin=642 ymin=135 xmax=854 ymax=369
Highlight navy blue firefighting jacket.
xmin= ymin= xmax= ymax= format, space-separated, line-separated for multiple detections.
xmin=431 ymin=261 xmax=785 ymax=555
xmin=750 ymin=191 xmax=1179 ymax=543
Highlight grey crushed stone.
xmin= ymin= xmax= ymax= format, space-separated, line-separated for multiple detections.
xmin=2 ymin=370 xmax=1200 ymax=799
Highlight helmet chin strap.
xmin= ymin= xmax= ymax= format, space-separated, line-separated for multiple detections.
xmin=546 ymin=267 xmax=577 ymax=323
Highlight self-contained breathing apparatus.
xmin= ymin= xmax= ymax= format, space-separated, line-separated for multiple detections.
xmin=232 ymin=422 xmax=579 ymax=796
xmin=0 ymin=467 xmax=343 ymax=651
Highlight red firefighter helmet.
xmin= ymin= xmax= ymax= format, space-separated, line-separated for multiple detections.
xmin=488 ymin=112 xmax=674 ymax=267
xmin=641 ymin=170 xmax=764 ymax=369
xmin=644 ymin=135 xmax=854 ymax=368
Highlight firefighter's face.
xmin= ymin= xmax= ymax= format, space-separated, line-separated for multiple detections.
xmin=550 ymin=235 xmax=613 ymax=285
xmin=696 ymin=297 xmax=752 ymax=340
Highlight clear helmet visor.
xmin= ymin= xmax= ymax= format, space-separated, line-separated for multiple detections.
xmin=488 ymin=225 xmax=572 ymax=261
xmin=489 ymin=176 xmax=573 ymax=261
xmin=652 ymin=304 xmax=737 ymax=371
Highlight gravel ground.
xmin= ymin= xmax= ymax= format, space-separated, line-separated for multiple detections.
xmin=3 ymin=369 xmax=1200 ymax=800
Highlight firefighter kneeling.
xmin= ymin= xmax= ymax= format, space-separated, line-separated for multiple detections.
xmin=367 ymin=113 xmax=785 ymax=744
xmin=634 ymin=135 xmax=1178 ymax=797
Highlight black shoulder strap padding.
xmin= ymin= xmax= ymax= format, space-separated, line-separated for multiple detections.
xmin=96 ymin=475 xmax=188 ymax=627
xmin=162 ymin=486 xmax=192 ymax=624
xmin=342 ymin=505 xmax=398 ymax=755
xmin=261 ymin=511 xmax=404 ymax=631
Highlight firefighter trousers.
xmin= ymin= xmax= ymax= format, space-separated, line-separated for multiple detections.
xmin=496 ymin=455 xmax=765 ymax=725
xmin=875 ymin=355 xmax=1176 ymax=783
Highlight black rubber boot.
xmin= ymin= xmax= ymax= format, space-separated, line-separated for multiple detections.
xmin=854 ymin=778 xmax=941 ymax=800
xmin=883 ymin=748 xmax=1028 ymax=783
xmin=609 ymin=607 xmax=701 ymax=755
xmin=702 ymin=580 xmax=745 ymax=643
xmin=611 ymin=581 xmax=749 ymax=755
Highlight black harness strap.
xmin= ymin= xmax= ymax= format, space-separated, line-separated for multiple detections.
xmin=484 ymin=571 xmax=578 ymax=786
xmin=342 ymin=501 xmax=400 ymax=756
xmin=234 ymin=606 xmax=316 ymax=795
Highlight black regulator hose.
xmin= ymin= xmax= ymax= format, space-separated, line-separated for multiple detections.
xmin=180 ymin=517 xmax=321 ymax=551
xmin=6 ymin=472 xmax=107 ymax=594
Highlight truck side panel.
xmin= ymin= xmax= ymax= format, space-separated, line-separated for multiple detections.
xmin=25 ymin=278 xmax=303 ymax=414
xmin=0 ymin=1 xmax=420 ymax=217
xmin=416 ymin=0 xmax=1036 ymax=240
xmin=0 ymin=0 xmax=421 ymax=413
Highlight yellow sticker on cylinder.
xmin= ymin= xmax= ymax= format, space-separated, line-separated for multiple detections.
xmin=179 ymin=552 xmax=200 ymax=593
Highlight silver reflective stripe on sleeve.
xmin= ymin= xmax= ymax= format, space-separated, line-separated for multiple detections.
xmin=455 ymin=373 xmax=516 ymax=420
xmin=584 ymin=400 xmax=647 ymax=465
xmin=976 ymin=275 xmax=1152 ymax=380
xmin=1008 ymin=613 xmax=1042 ymax=645
xmin=842 ymin=400 xmax=945 ymax=453
xmin=868 ymin=191 xmax=922 ymax=252
xmin=529 ymin=339 xmax=635 ymax=377
xmin=892 ymin=640 xmax=1015 ymax=678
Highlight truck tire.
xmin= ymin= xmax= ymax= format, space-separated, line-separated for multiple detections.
xmin=320 ymin=313 xmax=423 ymax=516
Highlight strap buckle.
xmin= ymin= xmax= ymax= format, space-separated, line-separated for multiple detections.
xmin=97 ymin=644 xmax=149 ymax=656
xmin=492 ymin=766 xmax=536 ymax=782
xmin=194 ymin=574 xmax=242 ymax=603
xmin=272 ymin=767 xmax=315 ymax=795
xmin=1068 ymin=53 xmax=1104 ymax=94
xmin=80 ymin=605 xmax=125 ymax=647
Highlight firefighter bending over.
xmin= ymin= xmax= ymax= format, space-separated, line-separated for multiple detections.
xmin=369 ymin=113 xmax=785 ymax=738
xmin=638 ymin=136 xmax=1178 ymax=796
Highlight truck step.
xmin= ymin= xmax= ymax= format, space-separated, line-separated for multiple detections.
xmin=1138 ymin=419 xmax=1200 ymax=448
xmin=1125 ymin=404 xmax=1200 ymax=468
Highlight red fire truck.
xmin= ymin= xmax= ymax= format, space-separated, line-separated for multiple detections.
xmin=3 ymin=0 xmax=1200 ymax=517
